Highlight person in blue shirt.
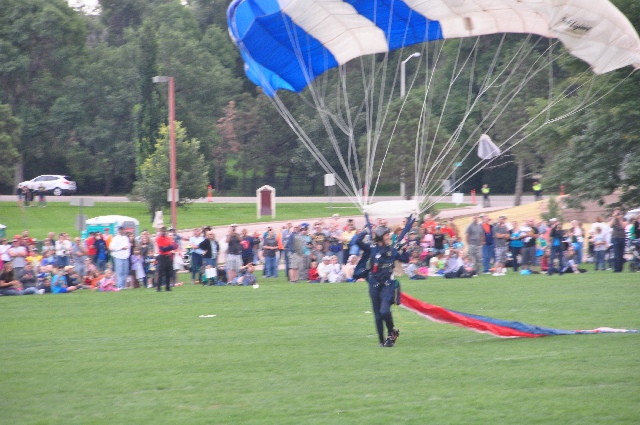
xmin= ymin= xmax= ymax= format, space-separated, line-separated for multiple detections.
xmin=509 ymin=221 xmax=524 ymax=272
xmin=356 ymin=225 xmax=411 ymax=347
xmin=548 ymin=218 xmax=565 ymax=276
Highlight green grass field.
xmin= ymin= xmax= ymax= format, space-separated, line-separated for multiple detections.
xmin=2 ymin=268 xmax=638 ymax=424
xmin=0 ymin=202 xmax=360 ymax=239
xmin=0 ymin=201 xmax=464 ymax=240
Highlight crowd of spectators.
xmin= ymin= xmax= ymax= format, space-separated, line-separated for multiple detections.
xmin=1 ymin=209 xmax=638 ymax=296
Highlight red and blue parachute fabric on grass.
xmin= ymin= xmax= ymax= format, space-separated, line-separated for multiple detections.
xmin=400 ymin=293 xmax=639 ymax=338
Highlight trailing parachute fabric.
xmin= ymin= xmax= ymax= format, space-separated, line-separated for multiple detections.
xmin=400 ymin=293 xmax=639 ymax=338
xmin=228 ymin=0 xmax=640 ymax=95
xmin=477 ymin=134 xmax=501 ymax=160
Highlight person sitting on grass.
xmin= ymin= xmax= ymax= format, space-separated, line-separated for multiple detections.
xmin=19 ymin=263 xmax=38 ymax=289
xmin=429 ymin=252 xmax=446 ymax=276
xmin=317 ymin=256 xmax=331 ymax=283
xmin=539 ymin=248 xmax=550 ymax=273
xmin=51 ymin=267 xmax=81 ymax=293
xmin=236 ymin=263 xmax=257 ymax=286
xmin=327 ymin=255 xmax=344 ymax=283
xmin=404 ymin=258 xmax=428 ymax=280
xmin=562 ymin=247 xmax=588 ymax=274
xmin=461 ymin=255 xmax=478 ymax=277
xmin=307 ymin=261 xmax=320 ymax=283
xmin=0 ymin=263 xmax=41 ymax=295
xmin=97 ymin=268 xmax=119 ymax=292
xmin=444 ymin=248 xmax=475 ymax=279
xmin=341 ymin=255 xmax=358 ymax=282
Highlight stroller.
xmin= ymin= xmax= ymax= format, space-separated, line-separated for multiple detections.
xmin=628 ymin=240 xmax=640 ymax=272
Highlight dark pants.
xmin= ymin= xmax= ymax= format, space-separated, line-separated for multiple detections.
xmin=190 ymin=252 xmax=203 ymax=282
xmin=611 ymin=237 xmax=625 ymax=272
xmin=444 ymin=266 xmax=474 ymax=279
xmin=156 ymin=255 xmax=173 ymax=291
xmin=368 ymin=281 xmax=395 ymax=344
xmin=510 ymin=247 xmax=521 ymax=271
xmin=482 ymin=244 xmax=494 ymax=272
xmin=548 ymin=245 xmax=564 ymax=275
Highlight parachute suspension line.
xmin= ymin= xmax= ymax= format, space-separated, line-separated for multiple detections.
xmin=546 ymin=38 xmax=554 ymax=123
xmin=231 ymin=42 xmax=359 ymax=206
xmin=415 ymin=38 xmax=449 ymax=202
xmin=418 ymin=37 xmax=571 ymax=211
xmin=369 ymin=5 xmax=433 ymax=204
xmin=422 ymin=36 xmax=568 ymax=208
xmin=429 ymin=69 xmax=625 ymax=209
xmin=274 ymin=16 xmax=369 ymax=207
xmin=422 ymin=35 xmax=539 ymax=194
xmin=417 ymin=36 xmax=508 ymax=206
xmin=338 ymin=65 xmax=364 ymax=201
xmin=337 ymin=63 xmax=364 ymax=201
xmin=267 ymin=94 xmax=362 ymax=209
xmin=368 ymin=0 xmax=417 ymax=203
xmin=435 ymin=37 xmax=560 ymax=186
xmin=416 ymin=38 xmax=474 ymax=202
xmin=421 ymin=34 xmax=518 ymax=199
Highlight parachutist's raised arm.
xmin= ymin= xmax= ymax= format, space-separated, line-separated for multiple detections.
xmin=355 ymin=230 xmax=371 ymax=254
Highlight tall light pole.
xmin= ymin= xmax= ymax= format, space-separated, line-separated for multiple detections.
xmin=400 ymin=52 xmax=421 ymax=98
xmin=153 ymin=75 xmax=177 ymax=230
xmin=399 ymin=52 xmax=421 ymax=198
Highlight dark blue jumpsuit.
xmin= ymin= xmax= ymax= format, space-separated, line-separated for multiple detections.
xmin=357 ymin=234 xmax=410 ymax=344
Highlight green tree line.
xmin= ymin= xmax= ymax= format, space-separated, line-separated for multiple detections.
xmin=0 ymin=0 xmax=638 ymax=211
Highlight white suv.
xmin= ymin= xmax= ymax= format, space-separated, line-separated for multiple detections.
xmin=19 ymin=175 xmax=77 ymax=196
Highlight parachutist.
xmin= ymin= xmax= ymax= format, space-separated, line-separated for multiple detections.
xmin=355 ymin=223 xmax=411 ymax=346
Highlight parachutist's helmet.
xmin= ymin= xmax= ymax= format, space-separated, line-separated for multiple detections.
xmin=374 ymin=226 xmax=390 ymax=242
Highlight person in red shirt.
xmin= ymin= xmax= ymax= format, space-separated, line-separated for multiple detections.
xmin=422 ymin=214 xmax=437 ymax=233
xmin=21 ymin=230 xmax=35 ymax=247
xmin=440 ymin=220 xmax=456 ymax=238
xmin=155 ymin=226 xmax=177 ymax=292
xmin=307 ymin=261 xmax=320 ymax=283
xmin=85 ymin=232 xmax=97 ymax=258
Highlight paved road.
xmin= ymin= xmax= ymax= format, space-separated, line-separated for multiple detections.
xmin=0 ymin=194 xmax=537 ymax=207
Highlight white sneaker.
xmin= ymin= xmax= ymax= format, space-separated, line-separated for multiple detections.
xmin=37 ymin=289 xmax=45 ymax=294
xmin=492 ymin=272 xmax=503 ymax=276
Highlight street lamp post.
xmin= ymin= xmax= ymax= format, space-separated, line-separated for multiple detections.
xmin=399 ymin=52 xmax=421 ymax=197
xmin=400 ymin=52 xmax=421 ymax=98
xmin=153 ymin=75 xmax=177 ymax=230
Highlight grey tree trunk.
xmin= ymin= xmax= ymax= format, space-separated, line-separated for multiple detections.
xmin=514 ymin=157 xmax=525 ymax=206
xmin=14 ymin=160 xmax=24 ymax=188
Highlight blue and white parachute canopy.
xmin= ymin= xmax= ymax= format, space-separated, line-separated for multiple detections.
xmin=228 ymin=0 xmax=640 ymax=96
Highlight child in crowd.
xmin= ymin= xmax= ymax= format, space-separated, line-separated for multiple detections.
xmin=37 ymin=276 xmax=52 ymax=293
xmin=51 ymin=267 xmax=80 ymax=293
xmin=429 ymin=252 xmax=445 ymax=276
xmin=308 ymin=261 xmax=320 ymax=283
xmin=539 ymin=248 xmax=550 ymax=273
xmin=563 ymin=247 xmax=587 ymax=274
xmin=317 ymin=256 xmax=331 ymax=283
xmin=130 ymin=248 xmax=146 ymax=288
xmin=326 ymin=255 xmax=344 ymax=283
xmin=341 ymin=255 xmax=358 ymax=282
xmin=236 ymin=263 xmax=257 ymax=286
xmin=203 ymin=264 xmax=218 ymax=286
xmin=98 ymin=269 xmax=119 ymax=292
xmin=404 ymin=258 xmax=428 ymax=280
xmin=590 ymin=226 xmax=608 ymax=271
xmin=462 ymin=255 xmax=477 ymax=277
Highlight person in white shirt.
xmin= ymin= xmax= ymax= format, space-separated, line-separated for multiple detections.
xmin=0 ymin=238 xmax=11 ymax=267
xmin=188 ymin=228 xmax=205 ymax=284
xmin=109 ymin=226 xmax=131 ymax=289
xmin=327 ymin=255 xmax=344 ymax=283
xmin=55 ymin=233 xmax=72 ymax=268
xmin=317 ymin=256 xmax=331 ymax=283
